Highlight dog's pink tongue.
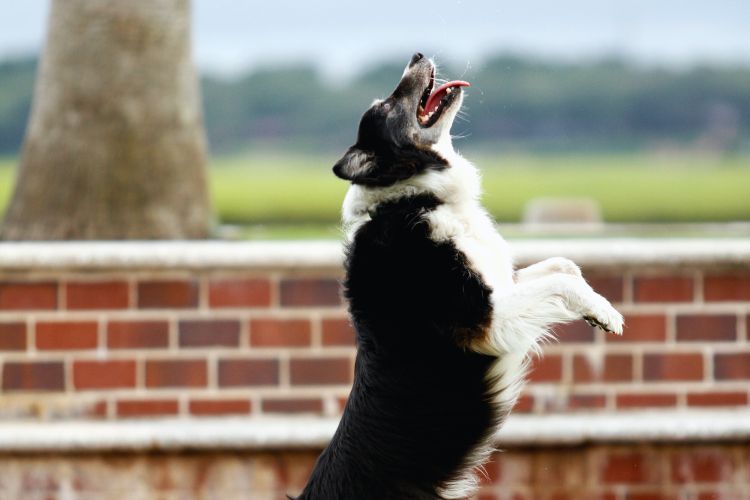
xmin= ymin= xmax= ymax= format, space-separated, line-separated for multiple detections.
xmin=424 ymin=80 xmax=470 ymax=115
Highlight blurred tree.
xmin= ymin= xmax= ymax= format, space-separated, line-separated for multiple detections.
xmin=1 ymin=0 xmax=213 ymax=240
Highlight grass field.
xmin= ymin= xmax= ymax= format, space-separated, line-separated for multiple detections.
xmin=210 ymin=151 xmax=750 ymax=225
xmin=2 ymin=152 xmax=750 ymax=233
xmin=0 ymin=159 xmax=13 ymax=213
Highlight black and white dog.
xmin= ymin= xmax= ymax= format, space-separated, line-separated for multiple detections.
xmin=296 ymin=53 xmax=623 ymax=500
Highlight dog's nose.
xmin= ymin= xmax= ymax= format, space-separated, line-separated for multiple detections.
xmin=410 ymin=52 xmax=424 ymax=66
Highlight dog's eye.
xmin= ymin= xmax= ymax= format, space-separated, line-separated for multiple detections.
xmin=381 ymin=101 xmax=392 ymax=112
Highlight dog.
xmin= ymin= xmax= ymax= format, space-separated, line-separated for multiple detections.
xmin=295 ymin=53 xmax=623 ymax=500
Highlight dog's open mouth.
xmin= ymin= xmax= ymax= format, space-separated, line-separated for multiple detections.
xmin=417 ymin=67 xmax=470 ymax=128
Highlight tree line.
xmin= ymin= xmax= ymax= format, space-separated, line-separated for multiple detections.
xmin=2 ymin=54 xmax=749 ymax=155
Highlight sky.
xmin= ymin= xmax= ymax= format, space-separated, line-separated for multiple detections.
xmin=2 ymin=1 xmax=750 ymax=80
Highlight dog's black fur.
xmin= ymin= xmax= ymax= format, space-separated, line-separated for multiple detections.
xmin=296 ymin=193 xmax=497 ymax=499
xmin=296 ymin=54 xmax=501 ymax=500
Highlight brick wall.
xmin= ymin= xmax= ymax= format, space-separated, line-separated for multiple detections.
xmin=1 ymin=248 xmax=749 ymax=419
xmin=2 ymin=445 xmax=749 ymax=499
xmin=0 ymin=271 xmax=354 ymax=419
xmin=0 ymin=241 xmax=749 ymax=499
xmin=522 ymin=270 xmax=750 ymax=414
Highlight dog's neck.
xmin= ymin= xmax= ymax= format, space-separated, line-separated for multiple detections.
xmin=341 ymin=142 xmax=482 ymax=239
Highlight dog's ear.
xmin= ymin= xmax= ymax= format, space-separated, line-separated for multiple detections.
xmin=332 ymin=147 xmax=375 ymax=183
xmin=333 ymin=145 xmax=448 ymax=187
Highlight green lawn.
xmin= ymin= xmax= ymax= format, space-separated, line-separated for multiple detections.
xmin=0 ymin=159 xmax=14 ymax=211
xmin=210 ymin=152 xmax=750 ymax=224
xmin=477 ymin=153 xmax=750 ymax=223
xmin=2 ymin=152 xmax=750 ymax=231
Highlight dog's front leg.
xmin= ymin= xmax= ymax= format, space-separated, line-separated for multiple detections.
xmin=515 ymin=257 xmax=582 ymax=283
xmin=473 ymin=273 xmax=623 ymax=356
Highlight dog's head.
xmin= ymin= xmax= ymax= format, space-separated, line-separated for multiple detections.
xmin=333 ymin=53 xmax=469 ymax=187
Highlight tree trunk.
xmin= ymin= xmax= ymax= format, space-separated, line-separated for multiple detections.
xmin=1 ymin=0 xmax=213 ymax=240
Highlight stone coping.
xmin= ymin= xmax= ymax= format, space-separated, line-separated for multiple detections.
xmin=0 ymin=239 xmax=749 ymax=271
xmin=1 ymin=410 xmax=749 ymax=453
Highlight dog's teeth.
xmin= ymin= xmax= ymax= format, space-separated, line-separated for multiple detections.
xmin=446 ymin=87 xmax=452 ymax=94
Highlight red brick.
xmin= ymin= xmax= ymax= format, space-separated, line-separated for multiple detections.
xmin=208 ymin=278 xmax=272 ymax=308
xmin=672 ymin=449 xmax=733 ymax=483
xmin=495 ymin=454 xmax=531 ymax=486
xmin=643 ymin=353 xmax=704 ymax=381
xmin=568 ymin=393 xmax=607 ymax=410
xmin=107 ymin=320 xmax=169 ymax=349
xmin=476 ymin=494 xmax=498 ymax=500
xmin=117 ymin=399 xmax=178 ymax=417
xmin=73 ymin=360 xmax=136 ymax=390
xmin=290 ymin=357 xmax=351 ymax=386
xmin=554 ymin=322 xmax=594 ymax=343
xmin=676 ymin=314 xmax=736 ymax=342
xmin=262 ymin=398 xmax=324 ymax=414
xmin=189 ymin=399 xmax=252 ymax=416
xmin=532 ymin=454 xmax=583 ymax=486
xmin=513 ymin=394 xmax=534 ymax=413
xmin=66 ymin=281 xmax=129 ymax=310
xmin=616 ymin=393 xmax=678 ymax=408
xmin=0 ymin=282 xmax=57 ymax=310
xmin=687 ymin=391 xmax=748 ymax=407
xmin=587 ymin=275 xmax=624 ymax=303
xmin=704 ymin=274 xmax=750 ymax=301
xmin=321 ymin=318 xmax=356 ymax=346
xmin=601 ymin=452 xmax=653 ymax=484
xmin=573 ymin=354 xmax=633 ymax=382
xmin=36 ymin=321 xmax=98 ymax=350
xmin=137 ymin=280 xmax=198 ymax=309
xmin=0 ymin=322 xmax=26 ymax=350
xmin=2 ymin=361 xmax=64 ymax=391
xmin=697 ymin=493 xmax=730 ymax=500
xmin=608 ymin=314 xmax=666 ymax=343
xmin=88 ymin=401 xmax=109 ymax=419
xmin=634 ymin=276 xmax=694 ymax=302
xmin=218 ymin=359 xmax=279 ymax=386
xmin=546 ymin=493 xmax=580 ymax=500
xmin=250 ymin=318 xmax=311 ymax=347
xmin=528 ymin=354 xmax=563 ymax=382
xmin=627 ymin=493 xmax=676 ymax=500
xmin=280 ymin=278 xmax=340 ymax=307
xmin=145 ymin=359 xmax=207 ymax=387
xmin=714 ymin=353 xmax=750 ymax=380
xmin=484 ymin=458 xmax=503 ymax=484
xmin=510 ymin=494 xmax=532 ymax=500
xmin=179 ymin=319 xmax=240 ymax=347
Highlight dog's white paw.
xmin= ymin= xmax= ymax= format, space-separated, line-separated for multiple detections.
xmin=582 ymin=296 xmax=624 ymax=335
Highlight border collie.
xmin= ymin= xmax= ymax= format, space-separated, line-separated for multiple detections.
xmin=296 ymin=53 xmax=623 ymax=500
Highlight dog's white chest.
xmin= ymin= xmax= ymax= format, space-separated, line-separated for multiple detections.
xmin=427 ymin=203 xmax=514 ymax=292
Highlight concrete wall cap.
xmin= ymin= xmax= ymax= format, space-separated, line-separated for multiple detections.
xmin=1 ymin=410 xmax=749 ymax=453
xmin=0 ymin=239 xmax=749 ymax=270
